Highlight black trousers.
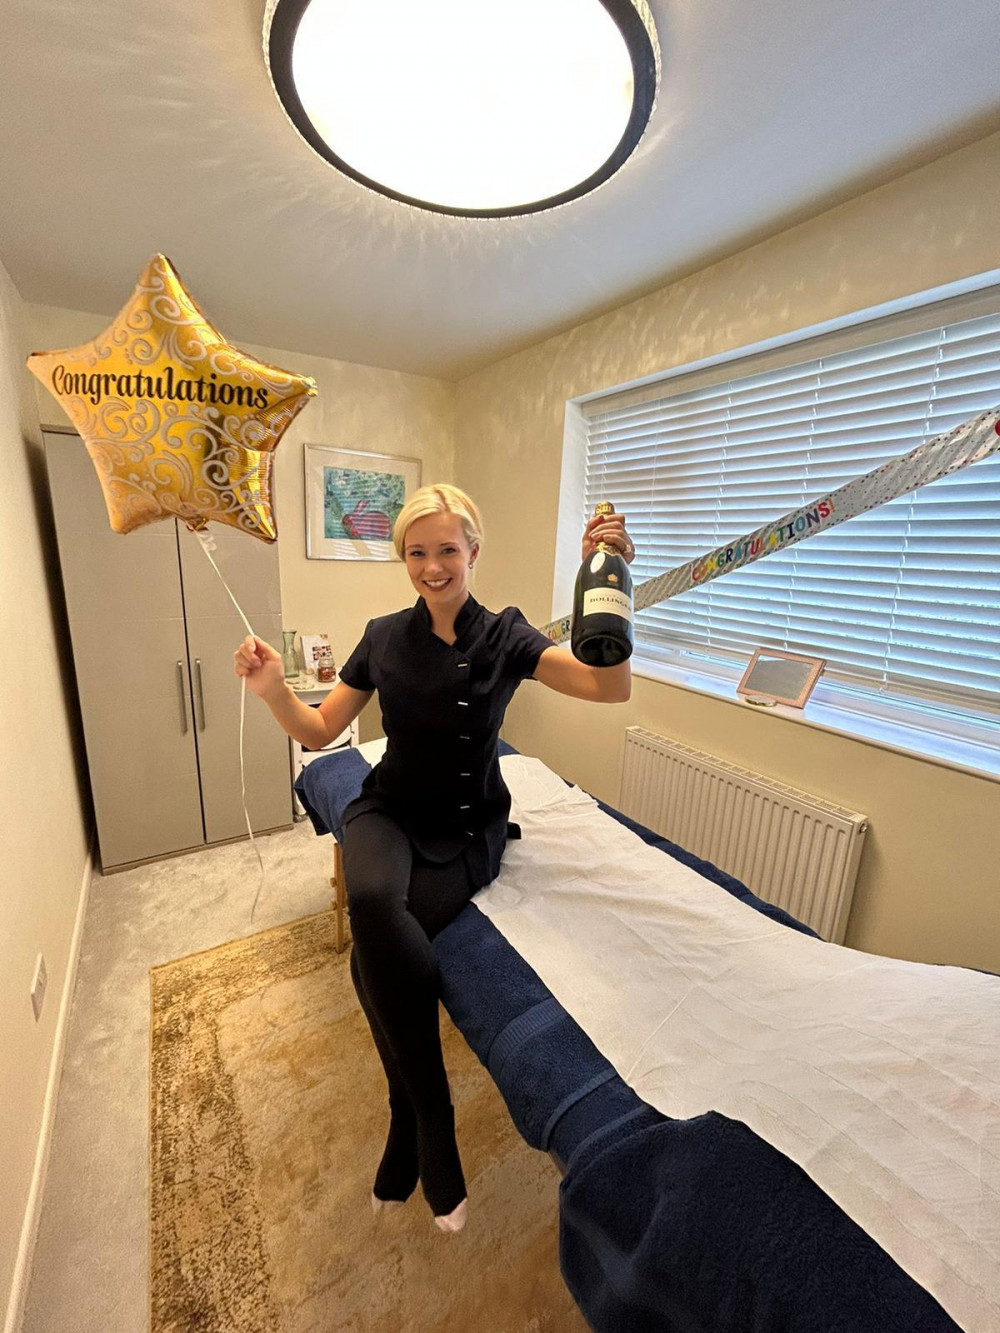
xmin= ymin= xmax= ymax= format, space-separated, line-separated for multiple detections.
xmin=341 ymin=810 xmax=478 ymax=1120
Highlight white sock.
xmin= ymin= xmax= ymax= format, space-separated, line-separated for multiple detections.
xmin=434 ymin=1197 xmax=468 ymax=1233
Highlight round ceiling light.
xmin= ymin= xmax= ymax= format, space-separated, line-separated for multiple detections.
xmin=264 ymin=0 xmax=660 ymax=217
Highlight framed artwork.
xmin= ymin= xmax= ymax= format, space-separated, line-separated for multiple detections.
xmin=304 ymin=444 xmax=421 ymax=560
xmin=737 ymin=648 xmax=826 ymax=708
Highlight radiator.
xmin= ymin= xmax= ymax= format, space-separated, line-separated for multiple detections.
xmin=619 ymin=726 xmax=868 ymax=943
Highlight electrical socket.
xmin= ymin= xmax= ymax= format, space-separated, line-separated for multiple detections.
xmin=30 ymin=954 xmax=47 ymax=1021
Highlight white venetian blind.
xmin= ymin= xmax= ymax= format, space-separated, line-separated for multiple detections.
xmin=583 ymin=302 xmax=1000 ymax=718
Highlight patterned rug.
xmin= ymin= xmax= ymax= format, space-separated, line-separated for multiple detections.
xmin=149 ymin=910 xmax=587 ymax=1332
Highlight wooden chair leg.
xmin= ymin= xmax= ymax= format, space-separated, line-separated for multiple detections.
xmin=331 ymin=840 xmax=350 ymax=954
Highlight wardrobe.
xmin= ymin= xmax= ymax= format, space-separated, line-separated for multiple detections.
xmin=44 ymin=429 xmax=293 ymax=871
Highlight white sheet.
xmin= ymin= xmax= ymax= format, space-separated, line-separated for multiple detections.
xmin=473 ymin=753 xmax=1000 ymax=1333
xmin=357 ymin=737 xmax=388 ymax=765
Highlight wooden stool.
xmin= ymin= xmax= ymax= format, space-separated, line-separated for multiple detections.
xmin=330 ymin=840 xmax=351 ymax=953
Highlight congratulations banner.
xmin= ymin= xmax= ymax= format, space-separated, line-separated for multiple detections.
xmin=540 ymin=405 xmax=1000 ymax=643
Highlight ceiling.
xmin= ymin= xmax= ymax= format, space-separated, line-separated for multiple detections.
xmin=2 ymin=0 xmax=999 ymax=382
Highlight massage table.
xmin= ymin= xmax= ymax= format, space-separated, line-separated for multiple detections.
xmin=294 ymin=739 xmax=987 ymax=1333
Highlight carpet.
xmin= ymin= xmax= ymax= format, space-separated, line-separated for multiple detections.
xmin=150 ymin=910 xmax=588 ymax=1332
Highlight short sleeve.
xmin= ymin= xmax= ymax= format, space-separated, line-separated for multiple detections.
xmin=338 ymin=620 xmax=375 ymax=692
xmin=505 ymin=608 xmax=553 ymax=682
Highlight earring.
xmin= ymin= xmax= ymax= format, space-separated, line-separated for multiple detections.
xmin=469 ymin=561 xmax=474 ymax=569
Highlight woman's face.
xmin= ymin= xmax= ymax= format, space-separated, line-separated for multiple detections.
xmin=403 ymin=512 xmax=478 ymax=611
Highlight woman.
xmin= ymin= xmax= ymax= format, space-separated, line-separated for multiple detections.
xmin=234 ymin=484 xmax=634 ymax=1234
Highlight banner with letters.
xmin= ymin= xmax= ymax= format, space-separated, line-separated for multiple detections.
xmin=540 ymin=405 xmax=1000 ymax=643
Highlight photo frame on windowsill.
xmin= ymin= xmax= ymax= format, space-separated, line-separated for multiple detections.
xmin=304 ymin=443 xmax=422 ymax=560
xmin=737 ymin=648 xmax=826 ymax=709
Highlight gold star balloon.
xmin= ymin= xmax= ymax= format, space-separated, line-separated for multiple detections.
xmin=27 ymin=253 xmax=317 ymax=542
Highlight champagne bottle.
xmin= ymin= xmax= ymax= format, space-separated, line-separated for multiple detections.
xmin=571 ymin=502 xmax=634 ymax=666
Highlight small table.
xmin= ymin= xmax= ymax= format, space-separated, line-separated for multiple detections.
xmin=289 ymin=674 xmax=359 ymax=819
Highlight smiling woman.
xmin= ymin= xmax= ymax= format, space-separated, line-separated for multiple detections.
xmin=263 ymin=0 xmax=660 ymax=217
xmin=232 ymin=478 xmax=633 ymax=1235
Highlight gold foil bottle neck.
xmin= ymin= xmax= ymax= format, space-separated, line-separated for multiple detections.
xmin=593 ymin=501 xmax=617 ymax=555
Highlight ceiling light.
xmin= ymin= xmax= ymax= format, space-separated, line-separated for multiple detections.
xmin=264 ymin=0 xmax=660 ymax=217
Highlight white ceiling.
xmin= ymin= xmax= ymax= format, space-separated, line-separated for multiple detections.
xmin=2 ymin=0 xmax=999 ymax=381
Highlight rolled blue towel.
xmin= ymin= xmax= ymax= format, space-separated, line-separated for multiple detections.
xmin=436 ymin=905 xmax=618 ymax=1150
xmin=559 ymin=1108 xmax=961 ymax=1332
xmin=294 ymin=747 xmax=372 ymax=841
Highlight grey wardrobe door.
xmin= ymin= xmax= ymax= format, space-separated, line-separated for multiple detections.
xmin=177 ymin=526 xmax=292 ymax=842
xmin=43 ymin=433 xmax=205 ymax=868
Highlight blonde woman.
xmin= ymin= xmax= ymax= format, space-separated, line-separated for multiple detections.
xmin=234 ymin=484 xmax=634 ymax=1234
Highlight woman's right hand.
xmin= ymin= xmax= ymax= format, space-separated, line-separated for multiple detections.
xmin=233 ymin=635 xmax=285 ymax=700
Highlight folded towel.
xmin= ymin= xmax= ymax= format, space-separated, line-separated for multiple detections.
xmin=294 ymin=747 xmax=372 ymax=841
xmin=560 ymin=1108 xmax=960 ymax=1333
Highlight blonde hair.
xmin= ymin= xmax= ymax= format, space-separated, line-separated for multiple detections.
xmin=393 ymin=483 xmax=484 ymax=561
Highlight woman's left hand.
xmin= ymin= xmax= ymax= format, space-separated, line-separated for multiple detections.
xmin=582 ymin=509 xmax=635 ymax=564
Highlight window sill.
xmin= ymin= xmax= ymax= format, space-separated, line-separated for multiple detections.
xmin=631 ymin=655 xmax=1000 ymax=785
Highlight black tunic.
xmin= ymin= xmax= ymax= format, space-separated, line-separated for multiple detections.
xmin=337 ymin=592 xmax=552 ymax=887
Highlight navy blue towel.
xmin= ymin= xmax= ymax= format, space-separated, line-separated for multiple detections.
xmin=294 ymin=746 xmax=372 ymax=842
xmin=558 ymin=1108 xmax=960 ymax=1333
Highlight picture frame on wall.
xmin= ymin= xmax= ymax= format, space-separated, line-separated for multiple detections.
xmin=304 ymin=444 xmax=422 ymax=560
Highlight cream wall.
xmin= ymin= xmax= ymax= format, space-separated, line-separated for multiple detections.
xmin=0 ymin=262 xmax=91 ymax=1327
xmin=455 ymin=131 xmax=1000 ymax=975
xmin=25 ymin=304 xmax=456 ymax=743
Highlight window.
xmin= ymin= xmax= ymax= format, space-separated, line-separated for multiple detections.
xmin=582 ymin=287 xmax=1000 ymax=732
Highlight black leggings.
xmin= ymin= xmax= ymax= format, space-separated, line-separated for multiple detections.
xmin=341 ymin=810 xmax=478 ymax=1121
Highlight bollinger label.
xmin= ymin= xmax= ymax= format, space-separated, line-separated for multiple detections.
xmin=582 ymin=587 xmax=632 ymax=621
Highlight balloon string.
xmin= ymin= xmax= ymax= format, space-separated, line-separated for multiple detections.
xmin=190 ymin=529 xmax=267 ymax=926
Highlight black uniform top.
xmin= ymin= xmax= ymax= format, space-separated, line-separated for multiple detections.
xmin=337 ymin=592 xmax=553 ymax=887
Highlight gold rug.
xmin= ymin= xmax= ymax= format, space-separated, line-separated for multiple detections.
xmin=149 ymin=910 xmax=588 ymax=1332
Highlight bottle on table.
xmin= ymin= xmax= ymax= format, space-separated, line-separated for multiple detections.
xmin=282 ymin=629 xmax=299 ymax=679
xmin=316 ymin=644 xmax=336 ymax=684
xmin=571 ymin=501 xmax=634 ymax=666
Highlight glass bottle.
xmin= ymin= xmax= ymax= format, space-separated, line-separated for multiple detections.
xmin=571 ymin=502 xmax=634 ymax=666
xmin=316 ymin=645 xmax=336 ymax=684
xmin=281 ymin=630 xmax=298 ymax=680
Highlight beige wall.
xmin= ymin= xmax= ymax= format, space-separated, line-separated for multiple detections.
xmin=25 ymin=305 xmax=457 ymax=743
xmin=0 ymin=262 xmax=91 ymax=1322
xmin=455 ymin=131 xmax=1000 ymax=975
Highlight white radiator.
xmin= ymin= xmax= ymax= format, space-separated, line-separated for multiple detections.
xmin=619 ymin=726 xmax=867 ymax=943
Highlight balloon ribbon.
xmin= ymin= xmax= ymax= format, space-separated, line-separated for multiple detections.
xmin=191 ymin=529 xmax=268 ymax=925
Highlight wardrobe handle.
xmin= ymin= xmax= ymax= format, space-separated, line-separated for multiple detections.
xmin=194 ymin=659 xmax=206 ymax=731
xmin=176 ymin=661 xmax=188 ymax=733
